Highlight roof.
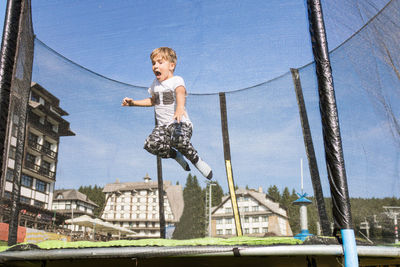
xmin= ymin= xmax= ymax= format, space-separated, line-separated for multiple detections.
xmin=31 ymin=82 xmax=68 ymax=115
xmin=212 ymin=188 xmax=288 ymax=218
xmin=53 ymin=189 xmax=98 ymax=207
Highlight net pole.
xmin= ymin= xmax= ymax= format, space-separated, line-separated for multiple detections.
xmin=306 ymin=0 xmax=358 ymax=266
xmin=219 ymin=92 xmax=242 ymax=236
xmin=155 ymin=113 xmax=166 ymax=239
xmin=290 ymin=68 xmax=331 ymax=236
xmin=0 ymin=0 xmax=21 ymax=199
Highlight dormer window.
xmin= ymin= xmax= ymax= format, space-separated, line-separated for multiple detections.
xmin=57 ymin=194 xmax=64 ymax=199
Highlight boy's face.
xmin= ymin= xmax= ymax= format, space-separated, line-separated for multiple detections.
xmin=152 ymin=55 xmax=175 ymax=82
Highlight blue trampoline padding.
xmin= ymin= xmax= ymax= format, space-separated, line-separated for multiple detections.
xmin=341 ymin=229 xmax=359 ymax=267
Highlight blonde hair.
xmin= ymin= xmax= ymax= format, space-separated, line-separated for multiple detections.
xmin=150 ymin=47 xmax=177 ymax=69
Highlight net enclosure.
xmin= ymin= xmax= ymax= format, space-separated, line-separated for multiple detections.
xmin=0 ymin=0 xmax=399 ymax=248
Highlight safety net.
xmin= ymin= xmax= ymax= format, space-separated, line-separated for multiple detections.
xmin=1 ymin=0 xmax=399 ymax=247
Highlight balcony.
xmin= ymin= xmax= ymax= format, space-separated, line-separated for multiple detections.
xmin=41 ymin=146 xmax=57 ymax=159
xmin=25 ymin=160 xmax=41 ymax=173
xmin=27 ymin=139 xmax=57 ymax=159
xmin=39 ymin=167 xmax=55 ymax=179
xmin=24 ymin=160 xmax=56 ymax=180
xmin=28 ymin=112 xmax=58 ymax=140
xmin=28 ymin=139 xmax=42 ymax=152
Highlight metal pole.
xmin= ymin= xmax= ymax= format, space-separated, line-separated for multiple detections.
xmin=219 ymin=92 xmax=242 ymax=236
xmin=157 ymin=156 xmax=165 ymax=238
xmin=208 ymin=183 xmax=215 ymax=237
xmin=394 ymin=214 xmax=398 ymax=243
xmin=71 ymin=203 xmax=74 ymax=232
xmin=154 ymin=112 xmax=166 ymax=239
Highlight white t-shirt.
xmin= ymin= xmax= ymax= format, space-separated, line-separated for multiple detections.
xmin=148 ymin=76 xmax=191 ymax=126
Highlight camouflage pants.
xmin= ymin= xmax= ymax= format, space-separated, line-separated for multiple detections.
xmin=144 ymin=122 xmax=199 ymax=164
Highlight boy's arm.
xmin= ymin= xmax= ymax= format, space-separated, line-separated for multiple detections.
xmin=174 ymin=86 xmax=186 ymax=123
xmin=122 ymin=96 xmax=154 ymax=107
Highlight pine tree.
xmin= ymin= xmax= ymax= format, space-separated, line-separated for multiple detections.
xmin=78 ymin=185 xmax=105 ymax=216
xmin=280 ymin=187 xmax=291 ymax=209
xmin=267 ymin=185 xmax=281 ymax=203
xmin=210 ymin=181 xmax=224 ymax=207
xmin=288 ymin=189 xmax=300 ymax=234
xmin=173 ymin=174 xmax=206 ymax=239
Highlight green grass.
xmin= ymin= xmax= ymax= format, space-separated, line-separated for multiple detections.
xmin=0 ymin=236 xmax=302 ymax=251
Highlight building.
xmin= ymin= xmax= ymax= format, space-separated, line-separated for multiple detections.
xmin=211 ymin=188 xmax=293 ymax=237
xmin=0 ymin=82 xmax=74 ymax=229
xmin=101 ymin=174 xmax=183 ymax=238
xmin=52 ymin=189 xmax=98 ymax=232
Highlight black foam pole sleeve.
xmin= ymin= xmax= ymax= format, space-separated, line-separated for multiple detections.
xmin=306 ymin=0 xmax=353 ymax=230
xmin=291 ymin=68 xmax=331 ymax=236
xmin=0 ymin=0 xmax=22 ymax=185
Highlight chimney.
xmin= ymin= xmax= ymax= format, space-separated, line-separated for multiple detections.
xmin=144 ymin=173 xmax=151 ymax=183
xmin=258 ymin=186 xmax=263 ymax=193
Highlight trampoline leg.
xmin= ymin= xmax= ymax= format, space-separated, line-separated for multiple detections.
xmin=341 ymin=229 xmax=358 ymax=267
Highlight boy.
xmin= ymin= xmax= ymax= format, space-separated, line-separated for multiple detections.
xmin=122 ymin=47 xmax=212 ymax=179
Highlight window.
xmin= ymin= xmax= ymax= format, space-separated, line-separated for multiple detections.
xmin=51 ymin=122 xmax=58 ymax=132
xmin=244 ymin=197 xmax=249 ymax=201
xmin=11 ymin=124 xmax=18 ymax=137
xmin=66 ymin=203 xmax=71 ymax=210
xmin=21 ymin=174 xmax=33 ymax=188
xmin=36 ymin=180 xmax=47 ymax=193
xmin=26 ymin=153 xmax=36 ymax=164
xmin=34 ymin=200 xmax=45 ymax=208
xmin=253 ymin=216 xmax=259 ymax=222
xmin=244 ymin=216 xmax=249 ymax=223
xmin=252 ymin=228 xmax=259 ymax=234
xmin=244 ymin=206 xmax=249 ymax=212
xmin=225 ymin=207 xmax=232 ymax=213
xmin=217 ymin=229 xmax=223 ymax=235
xmin=28 ymin=132 xmax=38 ymax=143
xmin=262 ymin=227 xmax=268 ymax=233
xmin=216 ymin=219 xmax=223 ymax=225
xmin=42 ymin=160 xmax=51 ymax=171
xmin=43 ymin=140 xmax=51 ymax=150
xmin=121 ymin=205 xmax=124 ymax=211
xmin=4 ymin=191 xmax=11 ymax=199
xmin=244 ymin=228 xmax=249 ymax=234
xmin=30 ymin=92 xmax=39 ymax=102
xmin=20 ymin=196 xmax=30 ymax=204
xmin=262 ymin=216 xmax=268 ymax=222
xmin=226 ymin=229 xmax=232 ymax=235
xmin=225 ymin=218 xmax=232 ymax=224
xmin=6 ymin=169 xmax=13 ymax=181
xmin=9 ymin=146 xmax=16 ymax=159
xmin=252 ymin=206 xmax=259 ymax=212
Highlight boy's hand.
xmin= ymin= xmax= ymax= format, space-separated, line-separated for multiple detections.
xmin=174 ymin=108 xmax=185 ymax=123
xmin=122 ymin=97 xmax=134 ymax=106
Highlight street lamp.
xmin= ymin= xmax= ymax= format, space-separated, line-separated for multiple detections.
xmin=208 ymin=182 xmax=216 ymax=237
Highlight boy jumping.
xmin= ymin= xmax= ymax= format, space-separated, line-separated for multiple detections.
xmin=122 ymin=47 xmax=213 ymax=179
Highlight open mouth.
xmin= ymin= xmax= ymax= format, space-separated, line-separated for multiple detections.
xmin=155 ymin=71 xmax=161 ymax=77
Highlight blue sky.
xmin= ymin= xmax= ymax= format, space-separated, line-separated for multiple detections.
xmin=1 ymin=0 xmax=398 ymax=198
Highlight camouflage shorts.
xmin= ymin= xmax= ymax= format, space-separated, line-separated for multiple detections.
xmin=144 ymin=122 xmax=199 ymax=163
